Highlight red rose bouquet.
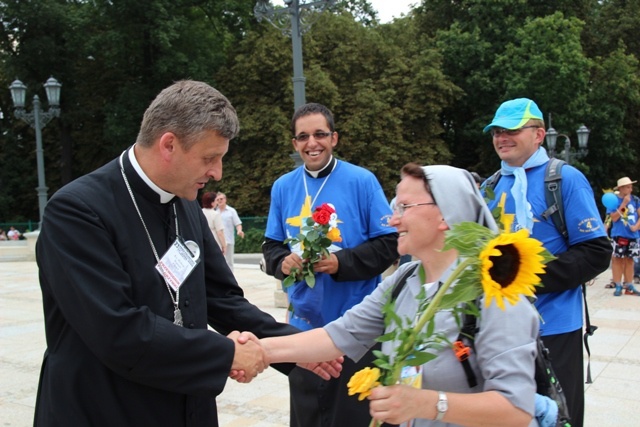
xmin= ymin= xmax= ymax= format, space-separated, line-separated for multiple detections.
xmin=283 ymin=203 xmax=342 ymax=288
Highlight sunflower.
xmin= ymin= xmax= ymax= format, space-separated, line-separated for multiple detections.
xmin=479 ymin=228 xmax=547 ymax=310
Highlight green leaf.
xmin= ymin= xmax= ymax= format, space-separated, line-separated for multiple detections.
xmin=377 ymin=331 xmax=397 ymax=342
xmin=406 ymin=351 xmax=437 ymax=366
xmin=305 ymin=273 xmax=316 ymax=288
xmin=384 ymin=307 xmax=403 ymax=328
xmin=373 ymin=359 xmax=393 ymax=371
xmin=443 ymin=222 xmax=496 ymax=257
xmin=282 ymin=275 xmax=295 ymax=288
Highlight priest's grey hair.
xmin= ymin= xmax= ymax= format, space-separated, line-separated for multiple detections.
xmin=136 ymin=80 xmax=239 ymax=150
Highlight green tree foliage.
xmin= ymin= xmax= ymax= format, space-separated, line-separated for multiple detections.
xmin=2 ymin=0 xmax=640 ymax=221
xmin=0 ymin=0 xmax=256 ymax=220
xmin=214 ymin=11 xmax=457 ymax=215
xmin=414 ymin=0 xmax=640 ymax=193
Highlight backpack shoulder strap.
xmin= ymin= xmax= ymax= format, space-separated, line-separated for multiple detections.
xmin=390 ymin=263 xmax=419 ymax=301
xmin=541 ymin=158 xmax=567 ymax=239
xmin=455 ymin=308 xmax=479 ymax=388
xmin=483 ymin=170 xmax=501 ymax=192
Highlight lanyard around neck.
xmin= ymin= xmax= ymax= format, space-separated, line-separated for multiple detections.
xmin=119 ymin=151 xmax=181 ymax=310
xmin=303 ymin=160 xmax=337 ymax=208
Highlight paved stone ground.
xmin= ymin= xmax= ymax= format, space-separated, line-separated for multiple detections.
xmin=1 ymin=260 xmax=639 ymax=426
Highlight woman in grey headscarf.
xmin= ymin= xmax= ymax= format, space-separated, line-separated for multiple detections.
xmin=257 ymin=163 xmax=539 ymax=427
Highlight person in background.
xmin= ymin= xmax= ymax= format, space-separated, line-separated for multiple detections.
xmin=470 ymin=171 xmax=484 ymax=189
xmin=201 ymin=191 xmax=226 ymax=255
xmin=32 ymin=80 xmax=308 ymax=427
xmin=256 ymin=164 xmax=540 ymax=427
xmin=0 ymin=229 xmax=7 ymax=240
xmin=7 ymin=226 xmax=21 ymax=240
xmin=606 ymin=177 xmax=640 ymax=296
xmin=262 ymin=102 xmax=398 ymax=427
xmin=482 ymin=97 xmax=611 ymax=427
xmin=216 ymin=192 xmax=244 ymax=271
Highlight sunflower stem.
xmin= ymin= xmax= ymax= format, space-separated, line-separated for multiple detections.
xmin=386 ymin=257 xmax=474 ymax=385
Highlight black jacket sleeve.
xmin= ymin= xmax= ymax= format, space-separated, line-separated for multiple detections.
xmin=262 ymin=237 xmax=292 ymax=281
xmin=262 ymin=233 xmax=399 ymax=282
xmin=537 ymin=236 xmax=612 ymax=294
xmin=332 ymin=232 xmax=399 ymax=282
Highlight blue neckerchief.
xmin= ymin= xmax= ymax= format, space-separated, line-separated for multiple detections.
xmin=500 ymin=147 xmax=550 ymax=232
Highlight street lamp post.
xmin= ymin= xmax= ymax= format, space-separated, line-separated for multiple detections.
xmin=9 ymin=77 xmax=62 ymax=228
xmin=545 ymin=114 xmax=590 ymax=165
xmin=254 ymin=0 xmax=335 ymax=166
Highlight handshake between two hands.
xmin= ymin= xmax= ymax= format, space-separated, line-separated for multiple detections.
xmin=227 ymin=331 xmax=344 ymax=383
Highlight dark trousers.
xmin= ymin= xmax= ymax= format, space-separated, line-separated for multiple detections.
xmin=289 ymin=345 xmax=378 ymax=427
xmin=542 ymin=329 xmax=584 ymax=427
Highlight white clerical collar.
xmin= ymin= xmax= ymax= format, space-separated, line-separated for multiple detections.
xmin=304 ymin=155 xmax=335 ymax=178
xmin=128 ymin=145 xmax=175 ymax=204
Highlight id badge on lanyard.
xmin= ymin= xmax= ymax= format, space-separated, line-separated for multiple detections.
xmin=155 ymin=237 xmax=201 ymax=291
xmin=399 ymin=362 xmax=422 ymax=427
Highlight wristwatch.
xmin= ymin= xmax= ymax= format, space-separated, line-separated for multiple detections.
xmin=435 ymin=391 xmax=448 ymax=421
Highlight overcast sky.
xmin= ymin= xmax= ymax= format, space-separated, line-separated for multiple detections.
xmin=269 ymin=1 xmax=417 ymax=24
xmin=368 ymin=0 xmax=417 ymax=23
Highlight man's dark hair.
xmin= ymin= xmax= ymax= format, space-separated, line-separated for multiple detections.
xmin=291 ymin=103 xmax=335 ymax=135
xmin=470 ymin=172 xmax=484 ymax=185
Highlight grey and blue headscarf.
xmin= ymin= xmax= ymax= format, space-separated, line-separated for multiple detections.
xmin=421 ymin=165 xmax=499 ymax=233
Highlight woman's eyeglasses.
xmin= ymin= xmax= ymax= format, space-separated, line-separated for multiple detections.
xmin=394 ymin=202 xmax=437 ymax=217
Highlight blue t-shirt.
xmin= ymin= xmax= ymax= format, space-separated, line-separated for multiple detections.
xmin=484 ymin=163 xmax=606 ymax=336
xmin=265 ymin=160 xmax=395 ymax=331
xmin=607 ymin=195 xmax=640 ymax=239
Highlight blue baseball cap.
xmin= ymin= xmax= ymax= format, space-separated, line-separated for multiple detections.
xmin=483 ymin=98 xmax=544 ymax=133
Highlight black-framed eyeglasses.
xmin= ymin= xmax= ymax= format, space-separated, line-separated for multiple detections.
xmin=490 ymin=125 xmax=540 ymax=137
xmin=394 ymin=202 xmax=437 ymax=217
xmin=294 ymin=131 xmax=333 ymax=142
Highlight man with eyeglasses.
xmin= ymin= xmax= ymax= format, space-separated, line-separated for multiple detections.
xmin=262 ymin=102 xmax=398 ymax=427
xmin=482 ymin=98 xmax=611 ymax=427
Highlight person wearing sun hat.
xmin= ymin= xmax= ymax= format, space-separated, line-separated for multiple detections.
xmin=481 ymin=98 xmax=612 ymax=427
xmin=607 ymin=176 xmax=640 ymax=296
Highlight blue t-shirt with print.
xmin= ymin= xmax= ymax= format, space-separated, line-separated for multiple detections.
xmin=265 ymin=160 xmax=395 ymax=331
xmin=484 ymin=163 xmax=606 ymax=336
xmin=607 ymin=195 xmax=640 ymax=239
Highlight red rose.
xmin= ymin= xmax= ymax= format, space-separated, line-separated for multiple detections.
xmin=317 ymin=203 xmax=335 ymax=214
xmin=312 ymin=203 xmax=335 ymax=225
xmin=312 ymin=209 xmax=331 ymax=225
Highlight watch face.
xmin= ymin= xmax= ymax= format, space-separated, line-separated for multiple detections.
xmin=437 ymin=400 xmax=448 ymax=412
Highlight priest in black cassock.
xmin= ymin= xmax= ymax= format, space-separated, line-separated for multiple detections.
xmin=33 ymin=80 xmax=338 ymax=427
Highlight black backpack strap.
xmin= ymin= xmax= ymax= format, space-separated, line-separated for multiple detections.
xmin=483 ymin=170 xmax=501 ymax=192
xmin=391 ymin=264 xmax=419 ymax=301
xmin=455 ymin=310 xmax=478 ymax=388
xmin=541 ymin=158 xmax=568 ymax=239
xmin=583 ymin=283 xmax=598 ymax=384
xmin=541 ymin=158 xmax=597 ymax=384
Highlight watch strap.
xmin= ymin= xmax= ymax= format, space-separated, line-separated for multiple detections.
xmin=435 ymin=390 xmax=448 ymax=421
